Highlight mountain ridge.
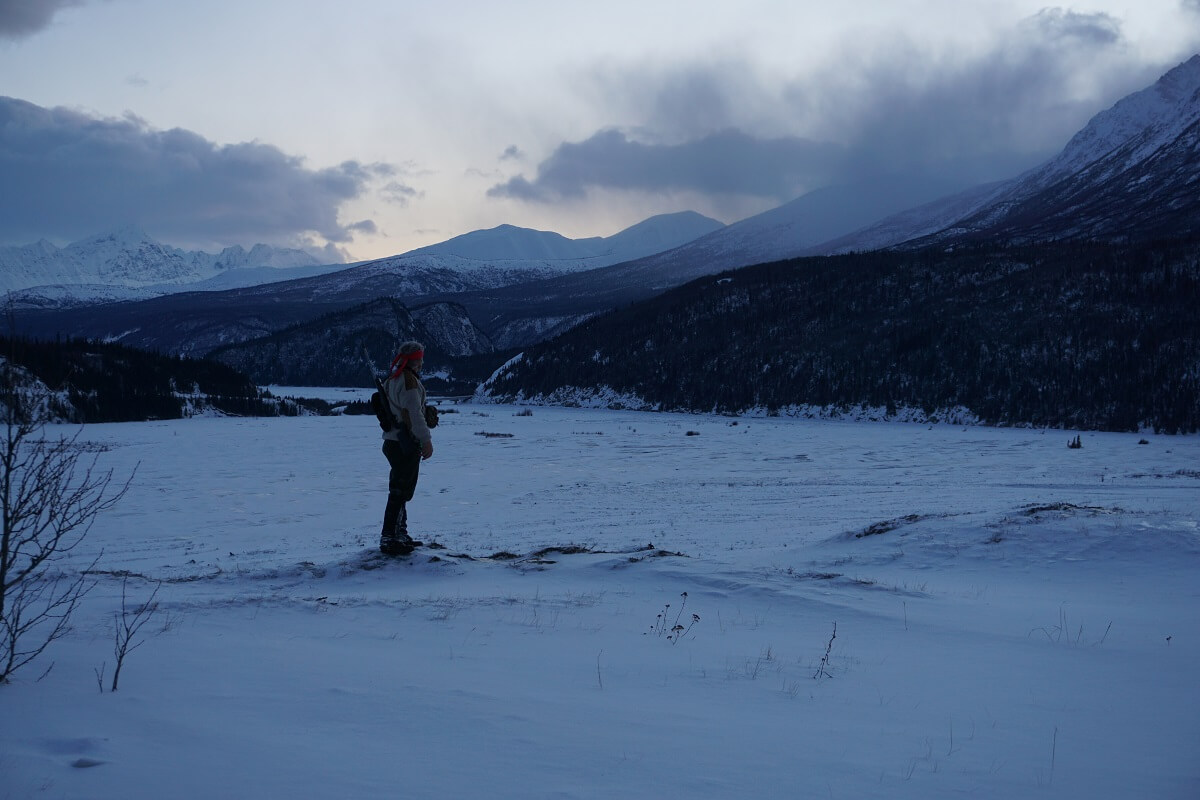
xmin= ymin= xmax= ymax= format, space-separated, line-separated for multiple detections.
xmin=405 ymin=212 xmax=723 ymax=265
xmin=1 ymin=211 xmax=725 ymax=306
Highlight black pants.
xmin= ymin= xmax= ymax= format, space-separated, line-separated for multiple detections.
xmin=381 ymin=437 xmax=421 ymax=537
xmin=383 ymin=437 xmax=421 ymax=501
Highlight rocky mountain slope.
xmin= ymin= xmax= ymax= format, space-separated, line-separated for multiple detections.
xmin=204 ymin=298 xmax=492 ymax=390
xmin=914 ymin=54 xmax=1200 ymax=246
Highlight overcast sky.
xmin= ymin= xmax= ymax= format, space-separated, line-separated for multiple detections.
xmin=1 ymin=0 xmax=1197 ymax=261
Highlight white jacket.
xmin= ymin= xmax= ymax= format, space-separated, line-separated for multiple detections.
xmin=382 ymin=369 xmax=432 ymax=446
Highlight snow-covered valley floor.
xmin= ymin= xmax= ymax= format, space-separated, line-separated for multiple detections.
xmin=2 ymin=404 xmax=1197 ymax=799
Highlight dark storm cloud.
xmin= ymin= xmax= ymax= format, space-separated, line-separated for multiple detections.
xmin=489 ymin=128 xmax=840 ymax=202
xmin=491 ymin=7 xmax=1159 ymax=205
xmin=0 ymin=0 xmax=85 ymax=39
xmin=500 ymin=145 xmax=525 ymax=161
xmin=347 ymin=219 xmax=378 ymax=235
xmin=0 ymin=97 xmax=392 ymax=245
xmin=810 ymin=10 xmax=1164 ymax=187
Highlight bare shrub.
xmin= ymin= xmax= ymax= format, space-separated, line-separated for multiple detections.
xmin=0 ymin=355 xmax=134 ymax=683
xmin=109 ymin=578 xmax=161 ymax=692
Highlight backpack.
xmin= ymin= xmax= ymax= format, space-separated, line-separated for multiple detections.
xmin=370 ymin=376 xmax=439 ymax=432
xmin=370 ymin=378 xmax=399 ymax=432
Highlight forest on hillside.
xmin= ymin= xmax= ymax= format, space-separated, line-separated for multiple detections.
xmin=0 ymin=336 xmax=310 ymax=423
xmin=484 ymin=238 xmax=1200 ymax=434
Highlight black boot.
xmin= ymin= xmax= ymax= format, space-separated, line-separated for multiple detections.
xmin=395 ymin=505 xmax=422 ymax=550
xmin=380 ymin=496 xmax=414 ymax=555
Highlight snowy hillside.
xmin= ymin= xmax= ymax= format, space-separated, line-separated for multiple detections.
xmin=407 ymin=224 xmax=602 ymax=261
xmin=813 ymin=181 xmax=1010 ymax=254
xmin=3 ymin=283 xmax=165 ymax=309
xmin=626 ymin=176 xmax=979 ymax=281
xmin=1 ymin=408 xmax=1196 ymax=798
xmin=174 ymin=262 xmax=373 ymax=293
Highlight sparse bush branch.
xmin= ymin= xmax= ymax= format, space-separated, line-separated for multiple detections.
xmin=1 ymin=551 xmax=99 ymax=681
xmin=3 ymin=429 xmax=129 ymax=590
xmin=814 ymin=622 xmax=837 ymax=680
xmin=110 ymin=577 xmax=161 ymax=692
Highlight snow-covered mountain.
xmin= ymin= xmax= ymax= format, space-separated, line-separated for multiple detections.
xmin=2 ymin=213 xmax=724 ymax=310
xmin=404 ymin=211 xmax=722 ymax=266
xmin=1012 ymin=54 xmax=1200 ymax=197
xmin=408 ymin=225 xmax=603 ymax=261
xmin=473 ymin=174 xmax=989 ymax=316
xmin=0 ymin=226 xmax=341 ymax=299
xmin=272 ymin=212 xmax=723 ymax=308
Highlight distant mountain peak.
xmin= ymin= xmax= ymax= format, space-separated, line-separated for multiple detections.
xmin=404 ymin=212 xmax=722 ymax=265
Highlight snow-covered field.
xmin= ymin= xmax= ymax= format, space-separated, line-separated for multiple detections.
xmin=2 ymin=404 xmax=1197 ymax=799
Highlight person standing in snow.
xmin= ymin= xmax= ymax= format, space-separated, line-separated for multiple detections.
xmin=379 ymin=340 xmax=434 ymax=555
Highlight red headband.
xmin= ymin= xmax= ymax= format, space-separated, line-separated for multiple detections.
xmin=389 ymin=350 xmax=424 ymax=378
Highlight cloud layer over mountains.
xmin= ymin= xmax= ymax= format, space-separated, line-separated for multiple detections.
xmin=1 ymin=2 xmax=1197 ymax=257
xmin=0 ymin=96 xmax=391 ymax=252
xmin=490 ymin=9 xmax=1178 ymax=210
